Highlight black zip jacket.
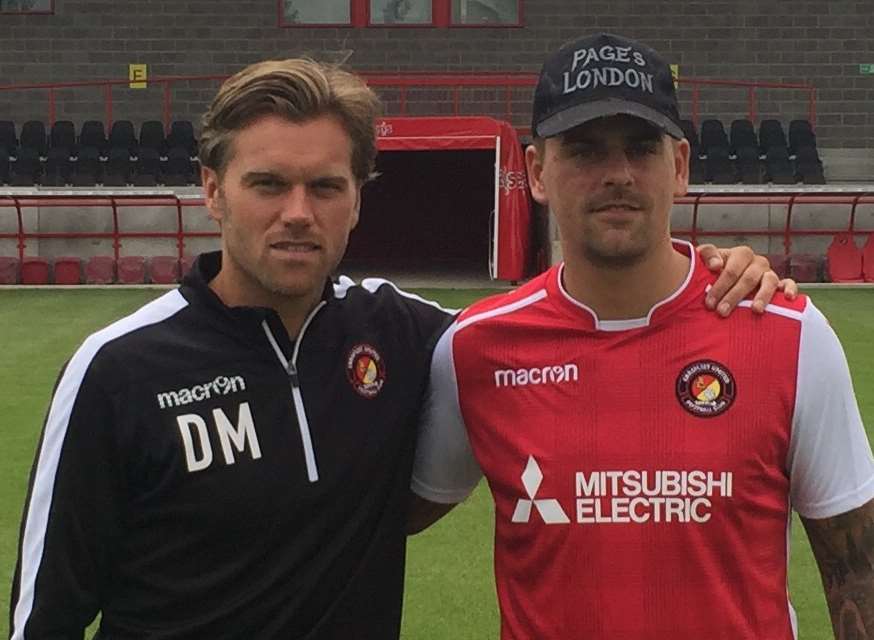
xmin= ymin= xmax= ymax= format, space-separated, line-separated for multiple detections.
xmin=10 ymin=251 xmax=452 ymax=640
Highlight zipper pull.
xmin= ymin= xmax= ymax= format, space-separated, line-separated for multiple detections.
xmin=287 ymin=362 xmax=300 ymax=387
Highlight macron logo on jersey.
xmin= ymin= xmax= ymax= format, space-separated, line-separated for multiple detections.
xmin=156 ymin=375 xmax=247 ymax=410
xmin=512 ymin=456 xmax=570 ymax=524
xmin=494 ymin=363 xmax=579 ymax=388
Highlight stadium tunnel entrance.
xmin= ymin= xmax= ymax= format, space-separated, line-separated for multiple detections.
xmin=338 ymin=116 xmax=533 ymax=286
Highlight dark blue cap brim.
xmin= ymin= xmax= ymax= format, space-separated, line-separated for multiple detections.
xmin=535 ymin=98 xmax=684 ymax=140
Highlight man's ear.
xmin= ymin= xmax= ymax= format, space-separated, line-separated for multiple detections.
xmin=350 ymin=187 xmax=361 ymax=231
xmin=673 ymin=137 xmax=691 ymax=198
xmin=202 ymin=166 xmax=223 ymax=222
xmin=525 ymin=144 xmax=549 ymax=206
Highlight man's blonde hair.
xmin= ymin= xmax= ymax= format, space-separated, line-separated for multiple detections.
xmin=199 ymin=59 xmax=381 ymax=183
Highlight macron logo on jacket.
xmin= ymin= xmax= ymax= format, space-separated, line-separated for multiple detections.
xmin=156 ymin=375 xmax=247 ymax=409
xmin=493 ymin=363 xmax=579 ymax=388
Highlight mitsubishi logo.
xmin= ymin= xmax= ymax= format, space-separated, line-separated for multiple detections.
xmin=511 ymin=456 xmax=570 ymax=524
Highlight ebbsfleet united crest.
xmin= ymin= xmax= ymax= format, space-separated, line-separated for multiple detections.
xmin=346 ymin=344 xmax=386 ymax=398
xmin=676 ymin=360 xmax=736 ymax=417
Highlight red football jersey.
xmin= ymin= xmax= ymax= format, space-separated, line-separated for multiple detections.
xmin=413 ymin=242 xmax=874 ymax=639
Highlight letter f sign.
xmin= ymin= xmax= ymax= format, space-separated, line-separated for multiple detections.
xmin=511 ymin=456 xmax=570 ymax=524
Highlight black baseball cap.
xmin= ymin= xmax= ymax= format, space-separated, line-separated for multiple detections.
xmin=532 ymin=33 xmax=684 ymax=140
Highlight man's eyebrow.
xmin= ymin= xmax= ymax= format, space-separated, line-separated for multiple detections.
xmin=241 ymin=171 xmax=284 ymax=183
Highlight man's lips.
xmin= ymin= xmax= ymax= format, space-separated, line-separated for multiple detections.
xmin=269 ymin=240 xmax=320 ymax=253
xmin=590 ymin=202 xmax=642 ymax=213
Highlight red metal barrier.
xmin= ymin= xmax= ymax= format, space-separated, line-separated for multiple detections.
xmin=0 ymin=73 xmax=817 ymax=134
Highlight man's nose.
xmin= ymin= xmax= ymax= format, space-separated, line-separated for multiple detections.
xmin=600 ymin=149 xmax=634 ymax=187
xmin=279 ymin=185 xmax=314 ymax=226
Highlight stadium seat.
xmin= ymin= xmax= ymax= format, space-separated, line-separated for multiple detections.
xmin=700 ymin=119 xmax=729 ymax=155
xmin=163 ymin=145 xmax=193 ymax=185
xmin=109 ymin=120 xmax=138 ymax=155
xmin=21 ymin=256 xmax=50 ymax=284
xmin=80 ymin=120 xmax=108 ymax=155
xmin=863 ymin=234 xmax=874 ymax=283
xmin=166 ymin=120 xmax=197 ymax=157
xmin=735 ymin=145 xmax=762 ymax=184
xmin=729 ymin=119 xmax=757 ymax=153
xmin=789 ymin=254 xmax=821 ymax=283
xmin=826 ymin=233 xmax=864 ymax=282
xmin=765 ymin=146 xmax=795 ymax=184
xmin=789 ymin=119 xmax=816 ymax=154
xmin=705 ymin=145 xmax=736 ymax=184
xmin=0 ymin=256 xmax=19 ymax=284
xmin=149 ymin=255 xmax=180 ymax=284
xmin=766 ymin=254 xmax=790 ymax=279
xmin=104 ymin=146 xmax=132 ymax=186
xmin=117 ymin=255 xmax=146 ymax=284
xmin=20 ymin=120 xmax=47 ymax=156
xmin=85 ymin=255 xmax=116 ymax=284
xmin=759 ymin=119 xmax=787 ymax=155
xmin=71 ymin=145 xmax=102 ymax=186
xmin=795 ymin=146 xmax=825 ymax=184
xmin=0 ymin=147 xmax=9 ymax=184
xmin=50 ymin=120 xmax=77 ymax=155
xmin=0 ymin=120 xmax=17 ymax=156
xmin=689 ymin=154 xmax=706 ymax=184
xmin=134 ymin=147 xmax=160 ymax=186
xmin=139 ymin=121 xmax=166 ymax=156
xmin=180 ymin=254 xmax=196 ymax=278
xmin=10 ymin=146 xmax=41 ymax=185
xmin=53 ymin=256 xmax=82 ymax=285
xmin=42 ymin=147 xmax=72 ymax=186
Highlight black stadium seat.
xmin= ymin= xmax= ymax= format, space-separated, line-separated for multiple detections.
xmin=765 ymin=146 xmax=795 ymax=184
xmin=706 ymin=145 xmax=737 ymax=184
xmin=50 ymin=120 xmax=77 ymax=155
xmin=139 ymin=120 xmax=166 ymax=156
xmin=0 ymin=120 xmax=17 ymax=156
xmin=759 ymin=119 xmax=787 ymax=154
xmin=20 ymin=120 xmax=47 ymax=157
xmin=789 ymin=119 xmax=816 ymax=154
xmin=104 ymin=146 xmax=132 ymax=186
xmin=163 ymin=145 xmax=193 ymax=185
xmin=0 ymin=147 xmax=9 ymax=184
xmin=10 ymin=146 xmax=41 ymax=185
xmin=729 ymin=119 xmax=757 ymax=153
xmin=72 ymin=145 xmax=101 ymax=186
xmin=167 ymin=120 xmax=197 ymax=157
xmin=134 ymin=147 xmax=160 ymax=186
xmin=796 ymin=146 xmax=825 ymax=184
xmin=109 ymin=120 xmax=138 ymax=155
xmin=43 ymin=147 xmax=72 ymax=186
xmin=80 ymin=120 xmax=109 ymax=156
xmin=700 ymin=119 xmax=729 ymax=155
xmin=735 ymin=145 xmax=762 ymax=184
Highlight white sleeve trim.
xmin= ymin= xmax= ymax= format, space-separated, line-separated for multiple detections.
xmin=411 ymin=323 xmax=482 ymax=504
xmin=788 ymin=300 xmax=874 ymax=520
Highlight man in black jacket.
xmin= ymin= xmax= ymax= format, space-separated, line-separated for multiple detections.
xmin=10 ymin=58 xmax=790 ymax=639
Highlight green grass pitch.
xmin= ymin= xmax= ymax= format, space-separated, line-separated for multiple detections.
xmin=1 ymin=287 xmax=872 ymax=639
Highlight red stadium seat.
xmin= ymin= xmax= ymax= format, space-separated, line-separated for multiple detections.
xmin=0 ymin=256 xmax=19 ymax=284
xmin=863 ymin=234 xmax=874 ymax=283
xmin=179 ymin=254 xmax=196 ymax=278
xmin=825 ymin=233 xmax=863 ymax=282
xmin=85 ymin=255 xmax=116 ymax=284
xmin=148 ymin=255 xmax=180 ymax=284
xmin=766 ymin=254 xmax=790 ymax=279
xmin=788 ymin=254 xmax=821 ymax=283
xmin=117 ymin=255 xmax=146 ymax=284
xmin=21 ymin=257 xmax=50 ymax=284
xmin=53 ymin=256 xmax=82 ymax=285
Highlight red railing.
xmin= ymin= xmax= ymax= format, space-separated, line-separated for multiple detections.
xmin=0 ymin=73 xmax=817 ymax=135
xmin=0 ymin=195 xmax=212 ymax=262
xmin=2 ymin=191 xmax=869 ymax=264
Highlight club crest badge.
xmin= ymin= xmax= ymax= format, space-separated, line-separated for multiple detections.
xmin=346 ymin=344 xmax=386 ymax=398
xmin=676 ymin=360 xmax=736 ymax=417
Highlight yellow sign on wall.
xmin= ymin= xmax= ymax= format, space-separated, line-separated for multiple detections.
xmin=129 ymin=64 xmax=148 ymax=89
xmin=670 ymin=64 xmax=679 ymax=89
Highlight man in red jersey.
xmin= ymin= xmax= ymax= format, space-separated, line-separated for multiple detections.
xmin=410 ymin=33 xmax=874 ymax=639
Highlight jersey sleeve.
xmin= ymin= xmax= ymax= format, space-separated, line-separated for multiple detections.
xmin=10 ymin=350 xmax=123 ymax=639
xmin=788 ymin=300 xmax=874 ymax=519
xmin=411 ymin=323 xmax=483 ymax=504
